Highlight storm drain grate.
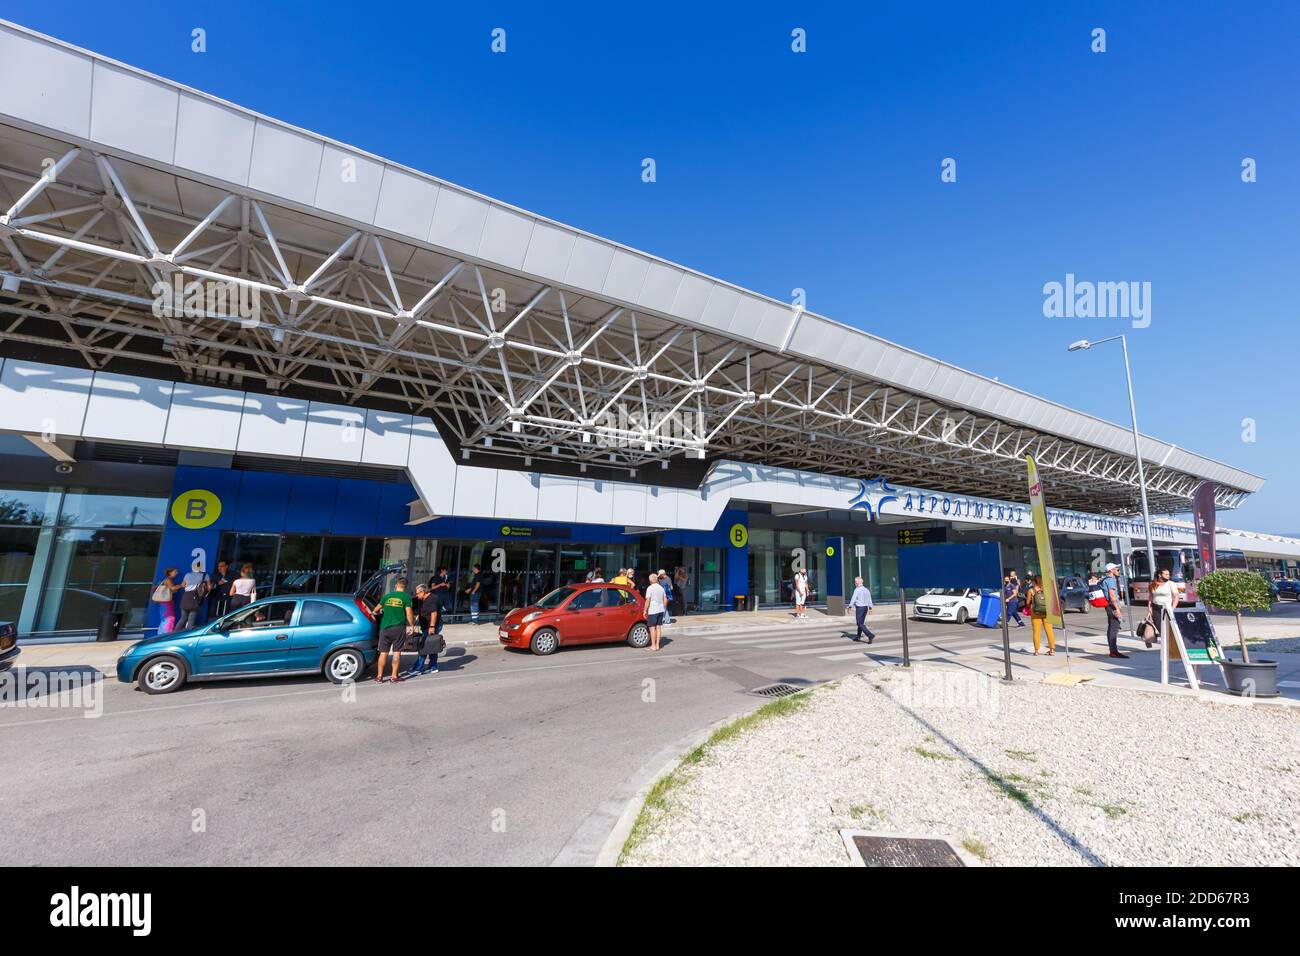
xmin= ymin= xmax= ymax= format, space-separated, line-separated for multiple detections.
xmin=747 ymin=682 xmax=805 ymax=699
xmin=841 ymin=830 xmax=972 ymax=867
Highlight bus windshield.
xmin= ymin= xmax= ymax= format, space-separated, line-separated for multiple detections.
xmin=1130 ymin=548 xmax=1194 ymax=582
xmin=1215 ymin=549 xmax=1248 ymax=571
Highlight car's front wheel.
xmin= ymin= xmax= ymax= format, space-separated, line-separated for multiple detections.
xmin=956 ymin=608 xmax=968 ymax=624
xmin=627 ymin=622 xmax=650 ymax=648
xmin=324 ymin=647 xmax=366 ymax=683
xmin=530 ymin=628 xmax=559 ymax=656
xmin=137 ymin=655 xmax=187 ymax=695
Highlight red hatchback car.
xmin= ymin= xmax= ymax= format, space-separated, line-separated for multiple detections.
xmin=498 ymin=582 xmax=650 ymax=655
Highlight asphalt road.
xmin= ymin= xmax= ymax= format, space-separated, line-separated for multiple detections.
xmin=1 ymin=615 xmax=1010 ymax=866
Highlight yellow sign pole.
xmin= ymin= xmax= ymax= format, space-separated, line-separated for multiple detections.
xmin=1026 ymin=457 xmax=1069 ymax=668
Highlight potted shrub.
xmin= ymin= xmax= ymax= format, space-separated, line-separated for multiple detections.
xmin=1194 ymin=569 xmax=1278 ymax=697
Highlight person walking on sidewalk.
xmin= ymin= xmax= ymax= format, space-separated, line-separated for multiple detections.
xmin=373 ymin=577 xmax=415 ymax=683
xmin=1102 ymin=562 xmax=1130 ymax=659
xmin=645 ymin=573 xmax=667 ymax=651
xmin=1026 ymin=574 xmax=1056 ymax=656
xmin=1003 ymin=571 xmax=1025 ymax=628
xmin=848 ymin=576 xmax=875 ymax=643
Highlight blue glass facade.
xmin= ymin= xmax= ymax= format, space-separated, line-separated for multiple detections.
xmin=151 ymin=465 xmax=748 ymax=631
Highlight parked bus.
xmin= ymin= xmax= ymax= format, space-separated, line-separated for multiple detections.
xmin=1127 ymin=547 xmax=1247 ymax=605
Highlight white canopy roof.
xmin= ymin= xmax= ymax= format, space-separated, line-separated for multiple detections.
xmin=0 ymin=20 xmax=1264 ymax=515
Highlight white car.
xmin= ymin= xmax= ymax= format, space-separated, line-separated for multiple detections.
xmin=912 ymin=587 xmax=984 ymax=624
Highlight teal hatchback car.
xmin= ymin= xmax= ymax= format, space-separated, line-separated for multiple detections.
xmin=116 ymin=594 xmax=378 ymax=694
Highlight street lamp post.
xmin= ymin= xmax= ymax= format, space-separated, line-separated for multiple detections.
xmin=1067 ymin=336 xmax=1159 ymax=583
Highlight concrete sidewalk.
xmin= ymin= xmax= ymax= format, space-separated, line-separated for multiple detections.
xmin=873 ymin=616 xmax=1300 ymax=709
xmin=12 ymin=605 xmax=857 ymax=675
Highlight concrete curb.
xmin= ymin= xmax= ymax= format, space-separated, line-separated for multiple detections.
xmin=581 ymin=709 xmax=757 ymax=867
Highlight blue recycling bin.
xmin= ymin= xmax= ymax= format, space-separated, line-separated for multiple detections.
xmin=977 ymin=592 xmax=1002 ymax=628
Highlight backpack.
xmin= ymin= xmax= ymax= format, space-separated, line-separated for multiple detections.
xmin=1032 ymin=589 xmax=1048 ymax=615
xmin=180 ymin=579 xmax=208 ymax=611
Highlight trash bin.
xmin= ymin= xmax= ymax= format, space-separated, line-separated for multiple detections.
xmin=96 ymin=610 xmax=124 ymax=643
xmin=977 ymin=593 xmax=1001 ymax=628
xmin=733 ymin=594 xmax=747 ymax=612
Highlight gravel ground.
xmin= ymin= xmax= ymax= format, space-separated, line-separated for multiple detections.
xmin=621 ymin=666 xmax=1300 ymax=866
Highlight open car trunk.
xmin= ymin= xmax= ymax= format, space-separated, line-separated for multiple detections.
xmin=353 ymin=563 xmax=406 ymax=623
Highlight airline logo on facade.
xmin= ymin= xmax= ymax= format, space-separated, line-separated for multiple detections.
xmin=848 ymin=476 xmax=898 ymax=519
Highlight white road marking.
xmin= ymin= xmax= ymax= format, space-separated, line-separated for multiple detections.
xmin=699 ymin=631 xmax=834 ymax=643
xmin=729 ymin=635 xmax=858 ymax=649
xmin=786 ymin=643 xmax=872 ymax=655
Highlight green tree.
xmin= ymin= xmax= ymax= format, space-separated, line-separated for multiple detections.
xmin=1194 ymin=570 xmax=1272 ymax=662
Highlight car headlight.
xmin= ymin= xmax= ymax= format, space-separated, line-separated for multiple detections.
xmin=941 ymin=600 xmax=958 ymax=607
xmin=522 ymin=611 xmax=542 ymax=623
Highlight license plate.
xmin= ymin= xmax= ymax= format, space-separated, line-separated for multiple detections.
xmin=918 ymin=607 xmax=937 ymax=614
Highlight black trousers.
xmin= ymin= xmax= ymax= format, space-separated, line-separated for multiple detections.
xmin=1106 ymin=613 xmax=1121 ymax=654
xmin=854 ymin=605 xmax=875 ymax=641
xmin=1151 ymin=604 xmax=1169 ymax=640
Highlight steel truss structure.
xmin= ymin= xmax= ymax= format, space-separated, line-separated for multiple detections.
xmin=0 ymin=130 xmax=1251 ymax=516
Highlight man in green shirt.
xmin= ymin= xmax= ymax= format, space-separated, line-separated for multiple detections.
xmin=372 ymin=577 xmax=415 ymax=683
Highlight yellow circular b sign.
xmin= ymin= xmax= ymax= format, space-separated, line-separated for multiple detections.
xmin=171 ymin=489 xmax=222 ymax=529
xmin=728 ymin=523 xmax=749 ymax=548
xmin=826 ymin=545 xmax=836 ymax=557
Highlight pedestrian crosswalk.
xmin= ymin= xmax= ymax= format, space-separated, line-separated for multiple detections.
xmin=695 ymin=625 xmax=1003 ymax=664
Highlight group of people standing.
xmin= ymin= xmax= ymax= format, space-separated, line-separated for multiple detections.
xmin=590 ymin=565 xmax=690 ymax=619
xmin=1000 ymin=569 xmax=1056 ymax=655
xmin=1000 ymin=563 xmax=1135 ymax=659
xmin=587 ymin=565 xmax=687 ymax=651
xmin=371 ymin=574 xmax=449 ymax=684
xmin=151 ymin=559 xmax=256 ymax=634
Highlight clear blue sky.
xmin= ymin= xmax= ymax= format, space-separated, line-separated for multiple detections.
xmin=7 ymin=1 xmax=1298 ymax=531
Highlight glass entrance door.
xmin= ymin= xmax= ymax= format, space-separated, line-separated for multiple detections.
xmin=693 ymin=547 xmax=722 ymax=611
xmin=526 ymin=546 xmax=557 ymax=604
xmin=499 ymin=543 xmax=534 ymax=612
xmin=558 ymin=543 xmax=589 ymax=587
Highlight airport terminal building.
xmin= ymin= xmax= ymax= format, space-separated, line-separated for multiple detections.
xmin=2 ymin=21 xmax=1298 ymax=638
